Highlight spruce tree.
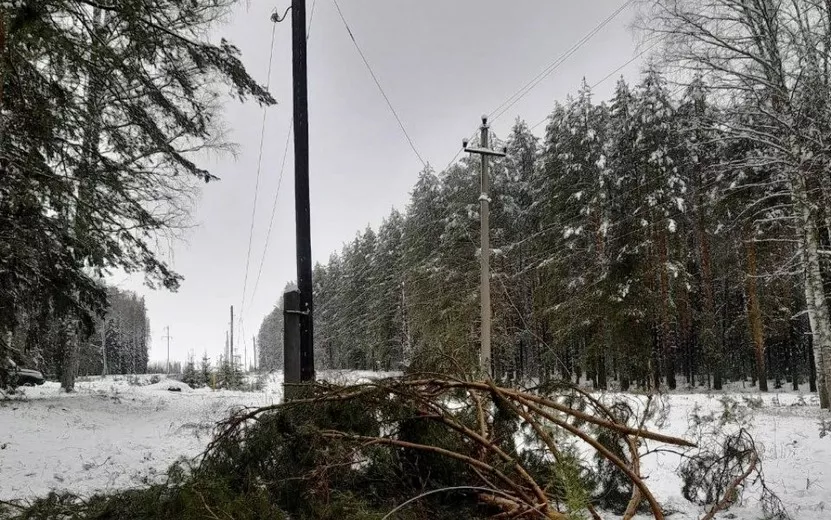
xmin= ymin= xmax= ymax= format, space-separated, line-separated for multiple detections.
xmin=0 ymin=0 xmax=272 ymax=390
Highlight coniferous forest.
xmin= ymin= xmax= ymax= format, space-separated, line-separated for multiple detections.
xmin=6 ymin=2 xmax=831 ymax=519
xmin=258 ymin=0 xmax=831 ymax=410
xmin=0 ymin=0 xmax=272 ymax=391
xmin=7 ymin=287 xmax=152 ymax=378
xmin=260 ymin=75 xmax=816 ymax=392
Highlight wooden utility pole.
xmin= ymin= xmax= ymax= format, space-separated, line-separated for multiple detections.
xmin=289 ymin=0 xmax=315 ymax=382
xmin=463 ymin=116 xmax=506 ymax=377
xmin=163 ymin=326 xmax=172 ymax=374
xmin=252 ymin=335 xmax=257 ymax=371
xmin=284 ymin=290 xmax=302 ymax=399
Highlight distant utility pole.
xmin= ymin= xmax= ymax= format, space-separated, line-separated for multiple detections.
xmin=229 ymin=305 xmax=234 ymax=367
xmin=252 ymin=335 xmax=257 ymax=371
xmin=163 ymin=326 xmax=172 ymax=374
xmin=463 ymin=116 xmax=506 ymax=378
xmin=101 ymin=317 xmax=107 ymax=377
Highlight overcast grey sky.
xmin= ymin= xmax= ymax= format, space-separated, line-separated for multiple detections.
xmin=125 ymin=0 xmax=649 ymax=365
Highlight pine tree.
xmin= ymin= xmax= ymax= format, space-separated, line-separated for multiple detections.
xmin=199 ymin=353 xmax=213 ymax=389
xmin=0 ymin=0 xmax=272 ymax=390
xmin=254 ymin=63 xmax=826 ymax=401
xmin=630 ymin=68 xmax=686 ymax=389
xmin=370 ymin=210 xmax=407 ymax=370
xmin=491 ymin=119 xmax=538 ymax=381
xmin=644 ymin=0 xmax=831 ymax=408
xmin=676 ymin=77 xmax=725 ymax=389
xmin=182 ymin=354 xmax=199 ymax=389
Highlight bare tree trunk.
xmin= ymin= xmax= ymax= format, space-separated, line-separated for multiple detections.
xmin=809 ymin=338 xmax=818 ymax=393
xmin=678 ymin=280 xmax=694 ymax=387
xmin=745 ymin=233 xmax=768 ymax=391
xmin=698 ymin=215 xmax=723 ymax=389
xmin=650 ymin=323 xmax=661 ymax=390
xmin=657 ymin=228 xmax=676 ymax=389
xmin=60 ymin=315 xmax=79 ymax=392
xmin=796 ymin=173 xmax=831 ymax=408
xmin=593 ymin=205 xmax=611 ymax=390
xmin=817 ymin=171 xmax=831 ymax=247
xmin=0 ymin=11 xmax=6 ymax=111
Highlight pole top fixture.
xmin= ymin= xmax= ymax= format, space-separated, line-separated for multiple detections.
xmin=271 ymin=6 xmax=292 ymax=23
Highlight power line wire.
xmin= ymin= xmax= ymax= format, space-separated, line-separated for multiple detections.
xmin=331 ymin=0 xmax=428 ymax=169
xmin=590 ymin=36 xmax=664 ymax=91
xmin=530 ymin=36 xmax=664 ymax=132
xmin=240 ymin=22 xmax=278 ymax=318
xmin=307 ymin=0 xmax=318 ymax=40
xmin=249 ymin=121 xmax=293 ymax=307
xmin=247 ymin=0 xmax=319 ymax=311
xmin=243 ymin=0 xmax=319 ymax=349
xmin=442 ymin=0 xmax=635 ymax=172
xmin=489 ymin=0 xmax=634 ymax=123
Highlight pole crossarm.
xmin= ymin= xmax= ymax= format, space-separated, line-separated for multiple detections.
xmin=462 ymin=146 xmax=507 ymax=158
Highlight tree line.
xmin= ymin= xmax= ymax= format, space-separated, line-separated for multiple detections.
xmin=7 ymin=284 xmax=152 ymax=377
xmin=81 ymin=287 xmax=151 ymax=377
xmin=259 ymin=0 xmax=831 ymax=408
xmin=0 ymin=1 xmax=270 ymax=390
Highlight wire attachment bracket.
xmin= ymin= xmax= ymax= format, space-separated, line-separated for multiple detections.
xmin=271 ymin=6 xmax=292 ymax=23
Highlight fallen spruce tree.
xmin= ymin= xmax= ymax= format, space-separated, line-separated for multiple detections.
xmin=1 ymin=377 xmax=787 ymax=519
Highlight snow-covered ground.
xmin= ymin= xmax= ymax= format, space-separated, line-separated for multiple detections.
xmin=0 ymin=371 xmax=395 ymax=502
xmin=1 ymin=374 xmax=829 ymax=519
xmin=631 ymin=390 xmax=830 ymax=519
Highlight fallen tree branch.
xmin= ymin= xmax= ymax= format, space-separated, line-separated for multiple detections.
xmin=623 ymin=395 xmax=655 ymax=520
xmin=379 ymin=486 xmax=551 ymax=520
xmin=0 ymin=499 xmax=26 ymax=510
xmin=513 ymin=394 xmax=666 ymax=520
xmin=321 ymin=430 xmax=538 ymax=508
xmin=699 ymin=451 xmax=759 ymax=520
xmin=205 ymin=377 xmax=698 ymax=518
xmin=213 ymin=379 xmax=695 ymax=449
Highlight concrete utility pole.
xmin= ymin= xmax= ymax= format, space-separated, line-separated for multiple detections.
xmin=163 ymin=326 xmax=172 ymax=374
xmin=463 ymin=116 xmax=506 ymax=377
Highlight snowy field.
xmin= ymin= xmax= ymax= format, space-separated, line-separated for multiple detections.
xmin=0 ymin=371 xmax=395 ymax=502
xmin=1 ymin=374 xmax=829 ymax=519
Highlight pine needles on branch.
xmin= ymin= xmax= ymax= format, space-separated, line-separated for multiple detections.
xmin=3 ymin=377 xmax=787 ymax=520
xmin=202 ymin=377 xmax=695 ymax=519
